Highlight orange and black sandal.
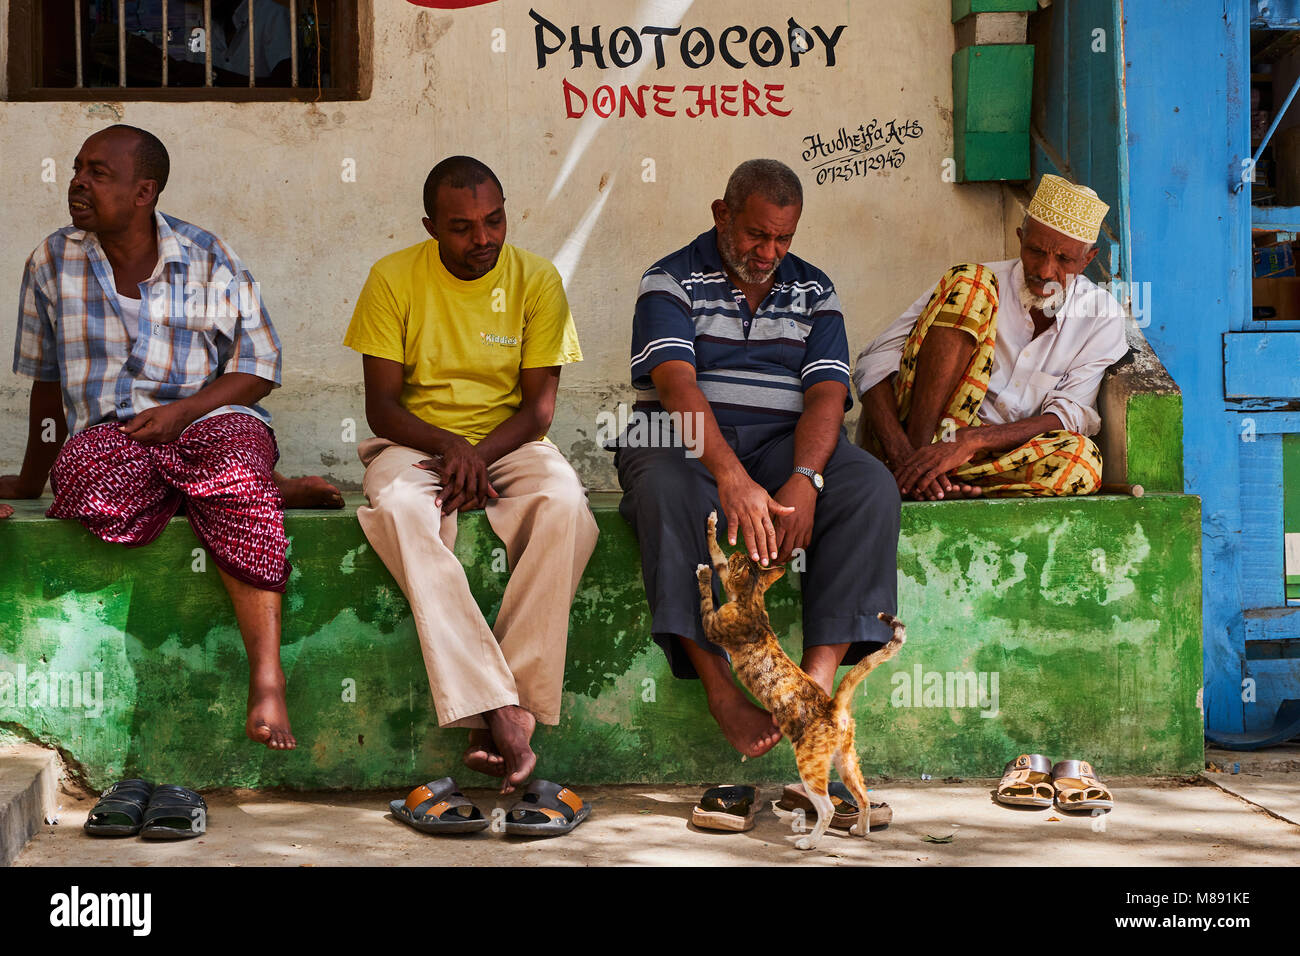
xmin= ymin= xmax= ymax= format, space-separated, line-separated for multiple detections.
xmin=503 ymin=780 xmax=590 ymax=837
xmin=389 ymin=777 xmax=489 ymax=834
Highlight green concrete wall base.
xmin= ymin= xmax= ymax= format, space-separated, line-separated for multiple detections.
xmin=953 ymin=45 xmax=1034 ymax=182
xmin=953 ymin=0 xmax=1038 ymax=20
xmin=0 ymin=493 xmax=1203 ymax=789
xmin=1096 ymin=327 xmax=1185 ymax=492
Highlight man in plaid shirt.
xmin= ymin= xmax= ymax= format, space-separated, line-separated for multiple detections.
xmin=1 ymin=125 xmax=296 ymax=750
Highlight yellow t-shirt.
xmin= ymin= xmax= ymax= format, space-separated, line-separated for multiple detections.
xmin=343 ymin=240 xmax=582 ymax=444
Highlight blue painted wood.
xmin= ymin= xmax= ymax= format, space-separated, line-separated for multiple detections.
xmin=1239 ymin=435 xmax=1285 ymax=609
xmin=1237 ymin=410 xmax=1300 ymax=433
xmin=1244 ymin=609 xmax=1300 ymax=642
xmin=1242 ymin=659 xmax=1300 ymax=731
xmin=1121 ymin=0 xmax=1251 ymax=732
xmin=1252 ymin=205 xmax=1300 ymax=229
xmin=1224 ymin=332 xmax=1300 ymax=397
xmin=1034 ymin=0 xmax=1128 ymax=281
xmin=1041 ymin=7 xmax=1069 ymax=168
xmin=1251 ymin=0 xmax=1300 ymax=28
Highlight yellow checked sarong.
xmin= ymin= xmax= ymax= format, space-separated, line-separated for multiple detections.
xmin=886 ymin=263 xmax=1102 ymax=497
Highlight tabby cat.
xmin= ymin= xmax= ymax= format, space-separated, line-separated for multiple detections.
xmin=696 ymin=511 xmax=906 ymax=850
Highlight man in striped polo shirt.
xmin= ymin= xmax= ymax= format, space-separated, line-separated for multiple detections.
xmin=615 ymin=159 xmax=901 ymax=759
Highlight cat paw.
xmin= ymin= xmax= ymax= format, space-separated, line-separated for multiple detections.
xmin=707 ymin=510 xmax=718 ymax=533
xmin=696 ymin=563 xmax=711 ymax=582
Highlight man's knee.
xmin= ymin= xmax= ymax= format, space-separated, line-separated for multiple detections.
xmin=535 ymin=463 xmax=597 ymax=531
xmin=1059 ymin=432 xmax=1102 ymax=495
xmin=618 ymin=445 xmax=708 ymax=511
xmin=362 ymin=470 xmax=434 ymax=519
xmin=52 ymin=425 xmax=137 ymax=485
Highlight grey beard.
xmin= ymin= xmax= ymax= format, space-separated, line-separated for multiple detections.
xmin=1017 ymin=276 xmax=1067 ymax=316
xmin=718 ymin=232 xmax=779 ymax=285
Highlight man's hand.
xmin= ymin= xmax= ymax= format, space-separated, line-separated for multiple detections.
xmin=0 ymin=475 xmax=43 ymax=500
xmin=119 ymin=403 xmax=197 ymax=446
xmin=717 ymin=469 xmax=794 ymax=566
xmin=894 ymin=428 xmax=980 ymax=499
xmin=878 ymin=436 xmax=943 ymax=501
xmin=417 ymin=436 xmax=498 ymax=515
xmin=772 ymin=476 xmax=817 ymax=564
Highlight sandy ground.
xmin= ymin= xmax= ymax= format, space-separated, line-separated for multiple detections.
xmin=14 ymin=774 xmax=1300 ymax=867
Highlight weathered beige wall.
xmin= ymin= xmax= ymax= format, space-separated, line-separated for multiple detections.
xmin=0 ymin=0 xmax=1010 ymax=491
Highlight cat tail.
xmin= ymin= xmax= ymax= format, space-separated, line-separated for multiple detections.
xmin=832 ymin=614 xmax=907 ymax=717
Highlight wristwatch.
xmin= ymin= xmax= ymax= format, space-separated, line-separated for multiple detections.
xmin=794 ymin=466 xmax=824 ymax=494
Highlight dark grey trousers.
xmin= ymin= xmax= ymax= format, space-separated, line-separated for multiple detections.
xmin=614 ymin=420 xmax=901 ymax=679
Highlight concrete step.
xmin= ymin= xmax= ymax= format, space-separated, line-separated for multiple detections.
xmin=0 ymin=492 xmax=1205 ymax=788
xmin=0 ymin=742 xmax=59 ymax=867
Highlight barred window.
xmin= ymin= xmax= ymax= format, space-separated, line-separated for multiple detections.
xmin=6 ymin=0 xmax=369 ymax=100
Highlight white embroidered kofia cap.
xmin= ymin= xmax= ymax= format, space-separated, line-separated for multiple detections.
xmin=1026 ymin=174 xmax=1109 ymax=243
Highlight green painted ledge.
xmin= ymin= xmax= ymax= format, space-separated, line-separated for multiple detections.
xmin=0 ymin=492 xmax=1203 ymax=789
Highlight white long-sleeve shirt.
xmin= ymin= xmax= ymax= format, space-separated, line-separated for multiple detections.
xmin=852 ymin=258 xmax=1128 ymax=436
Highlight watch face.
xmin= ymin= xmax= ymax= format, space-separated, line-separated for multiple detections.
xmin=813 ymin=473 xmax=824 ymax=490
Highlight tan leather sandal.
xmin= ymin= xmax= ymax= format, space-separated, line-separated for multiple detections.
xmin=1051 ymin=759 xmax=1114 ymax=812
xmin=995 ymin=754 xmax=1054 ymax=808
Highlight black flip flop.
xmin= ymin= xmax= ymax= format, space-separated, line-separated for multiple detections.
xmin=503 ymin=780 xmax=590 ymax=837
xmin=84 ymin=779 xmax=155 ymax=837
xmin=139 ymin=785 xmax=207 ymax=840
xmin=389 ymin=777 xmax=490 ymax=834
xmin=692 ymin=784 xmax=758 ymax=832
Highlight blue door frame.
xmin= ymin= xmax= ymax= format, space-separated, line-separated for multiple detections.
xmin=1117 ymin=0 xmax=1300 ymax=733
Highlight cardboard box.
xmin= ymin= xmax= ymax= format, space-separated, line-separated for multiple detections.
xmin=1252 ymin=276 xmax=1300 ymax=320
xmin=1253 ymin=242 xmax=1296 ymax=277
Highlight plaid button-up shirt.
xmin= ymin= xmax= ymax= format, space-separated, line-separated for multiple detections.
xmin=12 ymin=211 xmax=281 ymax=436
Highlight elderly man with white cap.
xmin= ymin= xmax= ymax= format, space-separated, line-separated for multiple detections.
xmin=854 ymin=174 xmax=1128 ymax=498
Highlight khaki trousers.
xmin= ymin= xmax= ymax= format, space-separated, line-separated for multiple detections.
xmin=357 ymin=438 xmax=599 ymax=729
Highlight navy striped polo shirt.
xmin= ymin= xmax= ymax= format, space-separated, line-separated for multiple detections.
xmin=630 ymin=228 xmax=852 ymax=425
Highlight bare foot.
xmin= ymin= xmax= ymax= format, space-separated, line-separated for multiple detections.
xmin=0 ymin=504 xmax=12 ymax=519
xmin=274 ymin=472 xmax=344 ymax=509
xmin=246 ymin=673 xmax=297 ymax=750
xmin=463 ymin=728 xmax=506 ymax=778
xmin=708 ymin=690 xmax=781 ymax=758
xmin=485 ymin=705 xmax=537 ymax=794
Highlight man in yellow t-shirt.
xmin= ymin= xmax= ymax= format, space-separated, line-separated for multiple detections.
xmin=343 ymin=156 xmax=598 ymax=800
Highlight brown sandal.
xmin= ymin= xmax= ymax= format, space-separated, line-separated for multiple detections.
xmin=995 ymin=754 xmax=1054 ymax=808
xmin=1050 ymin=759 xmax=1112 ymax=811
xmin=1051 ymin=759 xmax=1114 ymax=812
xmin=776 ymin=782 xmax=893 ymax=830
